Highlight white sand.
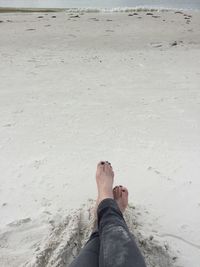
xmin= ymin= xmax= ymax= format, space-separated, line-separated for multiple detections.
xmin=0 ymin=10 xmax=200 ymax=267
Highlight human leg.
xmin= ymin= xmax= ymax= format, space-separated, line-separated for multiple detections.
xmin=96 ymin=162 xmax=146 ymax=267
xmin=98 ymin=198 xmax=146 ymax=267
xmin=68 ymin=230 xmax=100 ymax=267
xmin=68 ymin=160 xmax=112 ymax=267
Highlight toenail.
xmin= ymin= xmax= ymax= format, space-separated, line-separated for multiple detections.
xmin=101 ymin=161 xmax=105 ymax=165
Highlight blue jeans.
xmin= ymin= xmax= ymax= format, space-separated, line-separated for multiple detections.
xmin=69 ymin=198 xmax=146 ymax=267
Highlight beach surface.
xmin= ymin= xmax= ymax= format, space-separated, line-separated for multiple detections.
xmin=0 ymin=9 xmax=200 ymax=267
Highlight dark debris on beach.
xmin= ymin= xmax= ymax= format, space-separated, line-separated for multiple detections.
xmin=175 ymin=11 xmax=183 ymax=14
xmin=171 ymin=41 xmax=178 ymax=46
xmin=70 ymin=15 xmax=80 ymax=18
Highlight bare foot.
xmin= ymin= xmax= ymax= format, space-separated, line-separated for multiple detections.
xmin=113 ymin=185 xmax=128 ymax=213
xmin=96 ymin=161 xmax=114 ymax=205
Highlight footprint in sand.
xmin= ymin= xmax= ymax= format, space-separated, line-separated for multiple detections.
xmin=68 ymin=34 xmax=77 ymax=38
xmin=13 ymin=109 xmax=23 ymax=114
xmin=147 ymin=166 xmax=171 ymax=181
xmin=150 ymin=42 xmax=163 ymax=48
xmin=89 ymin=18 xmax=99 ymax=21
xmin=152 ymin=15 xmax=160 ymax=18
xmin=8 ymin=217 xmax=31 ymax=227
xmin=3 ymin=123 xmax=13 ymax=127
xmin=33 ymin=158 xmax=46 ymax=170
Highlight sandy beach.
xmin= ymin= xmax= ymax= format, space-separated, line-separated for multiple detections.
xmin=0 ymin=9 xmax=200 ymax=267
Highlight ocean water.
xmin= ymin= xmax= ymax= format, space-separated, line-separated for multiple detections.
xmin=0 ymin=0 xmax=200 ymax=10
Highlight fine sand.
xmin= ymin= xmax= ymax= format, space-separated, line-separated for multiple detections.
xmin=0 ymin=9 xmax=200 ymax=267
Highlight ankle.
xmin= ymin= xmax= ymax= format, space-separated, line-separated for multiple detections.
xmin=98 ymin=193 xmax=114 ymax=204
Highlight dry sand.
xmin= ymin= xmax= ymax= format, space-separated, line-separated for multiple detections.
xmin=0 ymin=9 xmax=200 ymax=267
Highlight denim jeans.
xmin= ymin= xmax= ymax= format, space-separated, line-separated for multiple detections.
xmin=69 ymin=198 xmax=146 ymax=267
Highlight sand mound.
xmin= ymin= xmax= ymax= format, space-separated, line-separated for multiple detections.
xmin=0 ymin=200 xmax=177 ymax=267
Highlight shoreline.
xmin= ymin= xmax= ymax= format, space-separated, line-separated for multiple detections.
xmin=0 ymin=7 xmax=64 ymax=13
xmin=0 ymin=7 xmax=199 ymax=13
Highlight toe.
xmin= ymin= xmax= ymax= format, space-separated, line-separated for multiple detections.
xmin=104 ymin=161 xmax=114 ymax=177
xmin=121 ymin=186 xmax=128 ymax=198
xmin=97 ymin=161 xmax=105 ymax=167
xmin=105 ymin=161 xmax=112 ymax=169
xmin=105 ymin=161 xmax=110 ymax=167
xmin=114 ymin=186 xmax=119 ymax=199
xmin=118 ymin=186 xmax=123 ymax=198
xmin=116 ymin=186 xmax=120 ymax=198
xmin=113 ymin=186 xmax=117 ymax=198
xmin=104 ymin=161 xmax=112 ymax=172
xmin=122 ymin=186 xmax=128 ymax=194
xmin=96 ymin=161 xmax=105 ymax=176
